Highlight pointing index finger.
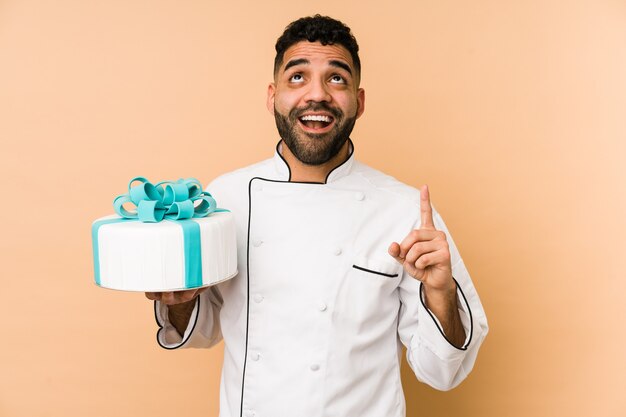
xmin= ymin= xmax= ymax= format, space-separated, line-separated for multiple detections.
xmin=420 ymin=184 xmax=435 ymax=230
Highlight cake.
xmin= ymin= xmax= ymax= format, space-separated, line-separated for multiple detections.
xmin=91 ymin=177 xmax=238 ymax=292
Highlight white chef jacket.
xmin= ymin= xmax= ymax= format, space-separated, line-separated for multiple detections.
xmin=154 ymin=141 xmax=488 ymax=417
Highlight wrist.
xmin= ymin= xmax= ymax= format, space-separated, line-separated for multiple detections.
xmin=422 ymin=278 xmax=458 ymax=313
xmin=168 ymin=296 xmax=197 ymax=312
xmin=423 ymin=277 xmax=456 ymax=298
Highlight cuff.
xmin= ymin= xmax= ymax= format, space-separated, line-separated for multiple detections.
xmin=418 ymin=277 xmax=474 ymax=354
xmin=154 ymin=297 xmax=200 ymax=350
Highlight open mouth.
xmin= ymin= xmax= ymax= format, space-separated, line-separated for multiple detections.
xmin=298 ymin=114 xmax=335 ymax=133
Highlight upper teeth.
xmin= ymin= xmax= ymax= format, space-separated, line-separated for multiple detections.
xmin=301 ymin=115 xmax=332 ymax=122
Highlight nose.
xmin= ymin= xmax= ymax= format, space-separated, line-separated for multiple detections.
xmin=303 ymin=77 xmax=331 ymax=103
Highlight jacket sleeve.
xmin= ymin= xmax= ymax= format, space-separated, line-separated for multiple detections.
xmin=396 ymin=208 xmax=489 ymax=391
xmin=154 ymin=285 xmax=224 ymax=349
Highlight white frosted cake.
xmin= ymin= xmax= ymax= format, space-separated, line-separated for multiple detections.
xmin=92 ymin=211 xmax=238 ymax=292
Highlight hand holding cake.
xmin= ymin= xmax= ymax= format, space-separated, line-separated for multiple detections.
xmin=144 ymin=287 xmax=208 ymax=305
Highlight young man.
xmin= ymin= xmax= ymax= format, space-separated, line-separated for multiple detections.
xmin=147 ymin=15 xmax=488 ymax=417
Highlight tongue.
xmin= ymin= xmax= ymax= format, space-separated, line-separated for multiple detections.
xmin=304 ymin=120 xmax=329 ymax=129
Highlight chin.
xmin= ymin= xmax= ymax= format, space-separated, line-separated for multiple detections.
xmin=290 ymin=136 xmax=348 ymax=166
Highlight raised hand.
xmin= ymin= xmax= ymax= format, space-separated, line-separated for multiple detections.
xmin=388 ymin=185 xmax=455 ymax=294
xmin=389 ymin=185 xmax=465 ymax=346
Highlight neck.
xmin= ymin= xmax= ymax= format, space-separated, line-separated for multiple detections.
xmin=280 ymin=140 xmax=350 ymax=183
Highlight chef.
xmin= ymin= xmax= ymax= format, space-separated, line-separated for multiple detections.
xmin=146 ymin=14 xmax=488 ymax=417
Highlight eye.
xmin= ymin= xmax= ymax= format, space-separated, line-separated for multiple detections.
xmin=289 ymin=73 xmax=304 ymax=83
xmin=330 ymin=74 xmax=346 ymax=84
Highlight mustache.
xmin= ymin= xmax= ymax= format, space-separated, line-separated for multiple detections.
xmin=289 ymin=103 xmax=342 ymax=120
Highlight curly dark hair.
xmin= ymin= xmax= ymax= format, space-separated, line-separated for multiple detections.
xmin=274 ymin=15 xmax=361 ymax=79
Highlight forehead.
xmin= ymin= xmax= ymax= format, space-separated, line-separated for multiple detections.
xmin=279 ymin=41 xmax=355 ymax=73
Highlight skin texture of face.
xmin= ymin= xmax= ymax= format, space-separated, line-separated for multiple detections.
xmin=267 ymin=41 xmax=365 ymax=166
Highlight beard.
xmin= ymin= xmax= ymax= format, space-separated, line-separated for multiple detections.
xmin=274 ymin=103 xmax=356 ymax=166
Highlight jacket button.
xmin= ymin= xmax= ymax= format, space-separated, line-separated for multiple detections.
xmin=251 ymin=352 xmax=260 ymax=361
xmin=253 ymin=294 xmax=264 ymax=303
xmin=318 ymin=302 xmax=327 ymax=311
xmin=355 ymin=192 xmax=365 ymax=201
xmin=333 ymin=247 xmax=342 ymax=256
xmin=310 ymin=364 xmax=320 ymax=371
xmin=251 ymin=239 xmax=263 ymax=247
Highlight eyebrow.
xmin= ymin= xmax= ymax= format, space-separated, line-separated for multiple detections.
xmin=329 ymin=60 xmax=352 ymax=75
xmin=283 ymin=58 xmax=353 ymax=76
xmin=284 ymin=58 xmax=309 ymax=72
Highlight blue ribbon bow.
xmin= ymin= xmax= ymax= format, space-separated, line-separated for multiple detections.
xmin=113 ymin=176 xmax=219 ymax=222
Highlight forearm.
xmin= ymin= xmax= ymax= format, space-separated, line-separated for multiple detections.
xmin=423 ymin=284 xmax=466 ymax=348
xmin=167 ymin=297 xmax=197 ymax=337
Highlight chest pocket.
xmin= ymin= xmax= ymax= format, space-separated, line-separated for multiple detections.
xmin=332 ymin=256 xmax=403 ymax=335
xmin=352 ymin=255 xmax=403 ymax=280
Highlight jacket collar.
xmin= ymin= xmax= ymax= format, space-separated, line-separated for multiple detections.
xmin=273 ymin=139 xmax=355 ymax=184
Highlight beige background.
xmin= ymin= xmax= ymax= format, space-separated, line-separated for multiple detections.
xmin=1 ymin=0 xmax=625 ymax=416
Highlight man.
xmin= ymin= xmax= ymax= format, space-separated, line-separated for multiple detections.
xmin=146 ymin=15 xmax=488 ymax=417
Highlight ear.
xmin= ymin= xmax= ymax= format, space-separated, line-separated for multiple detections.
xmin=266 ymin=83 xmax=276 ymax=115
xmin=356 ymin=88 xmax=365 ymax=119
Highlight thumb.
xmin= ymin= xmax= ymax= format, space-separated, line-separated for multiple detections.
xmin=388 ymin=242 xmax=404 ymax=263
